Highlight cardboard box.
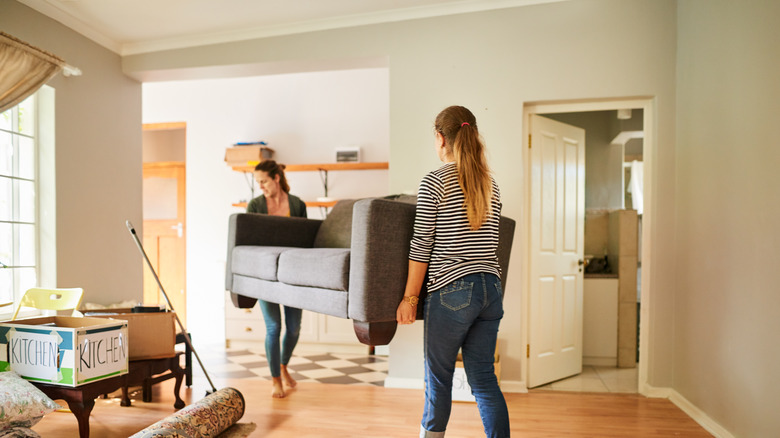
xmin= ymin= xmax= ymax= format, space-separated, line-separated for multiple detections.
xmin=85 ymin=309 xmax=176 ymax=360
xmin=452 ymin=348 xmax=501 ymax=403
xmin=0 ymin=316 xmax=129 ymax=387
xmin=224 ymin=145 xmax=274 ymax=166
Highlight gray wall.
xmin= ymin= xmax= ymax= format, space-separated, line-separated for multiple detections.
xmin=0 ymin=1 xmax=143 ymax=305
xmin=124 ymin=0 xmax=680 ymax=389
xmin=675 ymin=0 xmax=780 ymax=436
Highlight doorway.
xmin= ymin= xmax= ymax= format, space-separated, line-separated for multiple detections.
xmin=523 ymin=99 xmax=653 ymax=394
xmin=142 ymin=122 xmax=187 ymax=325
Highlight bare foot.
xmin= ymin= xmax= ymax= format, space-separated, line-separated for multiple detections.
xmin=271 ymin=377 xmax=286 ymax=398
xmin=281 ymin=364 xmax=297 ymax=388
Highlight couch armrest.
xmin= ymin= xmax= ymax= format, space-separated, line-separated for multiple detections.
xmin=497 ymin=216 xmax=517 ymax=291
xmin=348 ymin=198 xmax=416 ymax=322
xmin=347 ymin=199 xmax=517 ymax=322
xmin=225 ymin=213 xmax=322 ymax=290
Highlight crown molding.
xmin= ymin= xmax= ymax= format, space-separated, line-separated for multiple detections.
xmin=19 ymin=0 xmax=568 ymax=56
xmin=121 ymin=0 xmax=566 ymax=56
xmin=17 ymin=0 xmax=121 ymax=53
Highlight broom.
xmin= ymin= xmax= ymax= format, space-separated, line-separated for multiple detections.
xmin=125 ymin=220 xmax=218 ymax=395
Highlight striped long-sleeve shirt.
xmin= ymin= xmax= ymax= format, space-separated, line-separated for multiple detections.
xmin=409 ymin=162 xmax=502 ymax=292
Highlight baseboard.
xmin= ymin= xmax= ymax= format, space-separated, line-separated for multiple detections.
xmin=639 ymin=382 xmax=672 ymax=398
xmin=640 ymin=384 xmax=733 ymax=438
xmin=583 ymin=356 xmax=618 ymax=367
xmin=384 ymin=376 xmax=425 ymax=390
xmin=668 ymin=390 xmax=734 ymax=438
xmin=383 ymin=377 xmax=529 ymax=394
xmin=499 ymin=380 xmax=529 ymax=393
xmin=226 ymin=339 xmax=370 ymax=355
xmin=295 ymin=342 xmax=371 ymax=354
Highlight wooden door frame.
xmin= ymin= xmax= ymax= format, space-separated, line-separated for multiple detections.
xmin=522 ymin=97 xmax=655 ymax=395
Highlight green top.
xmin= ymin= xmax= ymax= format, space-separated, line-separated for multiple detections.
xmin=246 ymin=193 xmax=308 ymax=218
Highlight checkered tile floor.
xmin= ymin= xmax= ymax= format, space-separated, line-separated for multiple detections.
xmin=199 ymin=347 xmax=388 ymax=386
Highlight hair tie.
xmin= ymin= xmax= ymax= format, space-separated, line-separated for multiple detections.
xmin=461 ymin=122 xmax=470 ymax=127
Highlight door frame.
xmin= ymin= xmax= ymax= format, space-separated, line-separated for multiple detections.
xmin=522 ymin=97 xmax=655 ymax=395
xmin=142 ymin=122 xmax=187 ymax=325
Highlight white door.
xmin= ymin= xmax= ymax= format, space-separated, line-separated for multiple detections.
xmin=527 ymin=114 xmax=586 ymax=388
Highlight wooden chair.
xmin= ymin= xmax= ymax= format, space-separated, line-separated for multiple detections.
xmin=11 ymin=287 xmax=84 ymax=320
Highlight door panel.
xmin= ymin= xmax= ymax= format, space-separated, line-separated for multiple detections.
xmin=142 ymin=162 xmax=186 ymax=326
xmin=528 ymin=114 xmax=585 ymax=388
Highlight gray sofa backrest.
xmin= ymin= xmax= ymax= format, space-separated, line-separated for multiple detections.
xmin=312 ymin=199 xmax=358 ymax=248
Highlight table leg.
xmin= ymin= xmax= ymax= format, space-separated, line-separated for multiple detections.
xmin=173 ymin=370 xmax=185 ymax=409
xmin=66 ymin=399 xmax=95 ymax=438
xmin=121 ymin=386 xmax=131 ymax=407
xmin=176 ymin=332 xmax=193 ymax=387
xmin=142 ymin=379 xmax=153 ymax=402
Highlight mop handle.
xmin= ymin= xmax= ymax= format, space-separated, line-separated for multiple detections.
xmin=125 ymin=220 xmax=218 ymax=394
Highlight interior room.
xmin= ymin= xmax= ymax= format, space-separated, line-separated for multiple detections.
xmin=1 ymin=0 xmax=778 ymax=437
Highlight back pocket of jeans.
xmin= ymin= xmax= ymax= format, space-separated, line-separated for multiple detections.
xmin=440 ymin=281 xmax=472 ymax=311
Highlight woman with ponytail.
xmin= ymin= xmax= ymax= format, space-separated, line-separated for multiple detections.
xmin=247 ymin=160 xmax=306 ymax=398
xmin=397 ymin=106 xmax=509 ymax=437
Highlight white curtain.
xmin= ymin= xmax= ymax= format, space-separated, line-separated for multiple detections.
xmin=0 ymin=32 xmax=64 ymax=113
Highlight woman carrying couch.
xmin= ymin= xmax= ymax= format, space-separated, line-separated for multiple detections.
xmin=247 ymin=159 xmax=306 ymax=398
xmin=396 ymin=106 xmax=510 ymax=437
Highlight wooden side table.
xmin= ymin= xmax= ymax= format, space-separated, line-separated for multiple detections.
xmin=121 ymin=353 xmax=185 ymax=409
xmin=34 ymin=375 xmax=127 ymax=438
xmin=33 ymin=354 xmax=186 ymax=438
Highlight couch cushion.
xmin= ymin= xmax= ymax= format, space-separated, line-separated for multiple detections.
xmin=383 ymin=193 xmax=418 ymax=205
xmin=313 ymin=199 xmax=357 ymax=249
xmin=277 ymin=248 xmax=350 ymax=291
xmin=231 ymin=246 xmax=291 ymax=281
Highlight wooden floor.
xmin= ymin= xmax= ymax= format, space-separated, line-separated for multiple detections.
xmin=32 ymin=376 xmax=712 ymax=437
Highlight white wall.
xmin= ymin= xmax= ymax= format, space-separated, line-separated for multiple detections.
xmin=129 ymin=0 xmax=680 ymax=389
xmin=142 ymin=68 xmax=390 ymax=343
xmin=675 ymin=0 xmax=780 ymax=436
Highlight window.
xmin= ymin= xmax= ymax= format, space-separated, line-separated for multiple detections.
xmin=0 ymin=94 xmax=38 ymax=312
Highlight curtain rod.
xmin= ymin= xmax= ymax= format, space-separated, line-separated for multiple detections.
xmin=62 ymin=64 xmax=82 ymax=77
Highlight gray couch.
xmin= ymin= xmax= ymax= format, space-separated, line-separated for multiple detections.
xmin=225 ymin=196 xmax=516 ymax=345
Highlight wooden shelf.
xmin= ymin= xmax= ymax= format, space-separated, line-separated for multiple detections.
xmin=230 ymin=162 xmax=388 ymax=173
xmin=306 ymin=200 xmax=339 ymax=208
xmin=230 ymin=161 xmax=387 ymax=211
xmin=232 ymin=200 xmax=338 ymax=209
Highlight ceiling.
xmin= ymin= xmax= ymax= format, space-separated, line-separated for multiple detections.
xmin=18 ymin=0 xmax=563 ymax=56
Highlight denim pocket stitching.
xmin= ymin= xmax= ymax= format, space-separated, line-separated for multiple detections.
xmin=440 ymin=281 xmax=473 ymax=311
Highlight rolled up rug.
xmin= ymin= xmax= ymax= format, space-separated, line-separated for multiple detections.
xmin=131 ymin=387 xmax=245 ymax=438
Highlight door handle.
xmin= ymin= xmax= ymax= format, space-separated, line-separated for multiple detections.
xmin=577 ymin=259 xmax=585 ymax=272
xmin=171 ymin=222 xmax=183 ymax=238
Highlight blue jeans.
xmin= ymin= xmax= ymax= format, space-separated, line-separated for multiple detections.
xmin=258 ymin=300 xmax=302 ymax=378
xmin=421 ymin=273 xmax=509 ymax=438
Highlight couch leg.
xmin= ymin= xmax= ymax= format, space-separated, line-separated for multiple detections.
xmin=230 ymin=293 xmax=258 ymax=309
xmin=353 ymin=321 xmax=397 ymax=346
